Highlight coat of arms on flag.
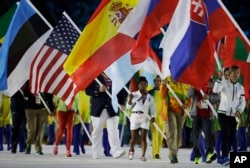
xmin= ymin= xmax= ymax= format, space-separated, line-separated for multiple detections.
xmin=108 ymin=1 xmax=133 ymax=27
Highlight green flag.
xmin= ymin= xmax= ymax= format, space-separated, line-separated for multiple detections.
xmin=0 ymin=4 xmax=17 ymax=47
xmin=234 ymin=36 xmax=250 ymax=62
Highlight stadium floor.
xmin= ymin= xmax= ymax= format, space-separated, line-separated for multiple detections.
xmin=0 ymin=144 xmax=223 ymax=168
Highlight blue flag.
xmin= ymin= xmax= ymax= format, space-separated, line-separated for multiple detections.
xmin=0 ymin=0 xmax=50 ymax=91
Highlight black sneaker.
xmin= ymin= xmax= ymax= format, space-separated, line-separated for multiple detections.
xmin=25 ymin=145 xmax=31 ymax=154
xmin=11 ymin=148 xmax=17 ymax=154
xmin=104 ymin=150 xmax=112 ymax=157
xmin=154 ymin=154 xmax=161 ymax=159
xmin=170 ymin=156 xmax=178 ymax=164
xmin=36 ymin=150 xmax=44 ymax=155
xmin=206 ymin=152 xmax=217 ymax=163
xmin=11 ymin=145 xmax=17 ymax=154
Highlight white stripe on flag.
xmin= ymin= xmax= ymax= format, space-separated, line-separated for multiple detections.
xmin=3 ymin=30 xmax=51 ymax=96
xmin=247 ymin=52 xmax=250 ymax=62
xmin=159 ymin=0 xmax=190 ymax=78
xmin=118 ymin=0 xmax=151 ymax=38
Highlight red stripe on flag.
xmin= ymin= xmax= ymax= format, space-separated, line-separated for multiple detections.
xmin=131 ymin=0 xmax=178 ymax=64
xmin=30 ymin=45 xmax=78 ymax=107
xmin=60 ymin=77 xmax=75 ymax=101
xmin=29 ymin=14 xmax=80 ymax=107
xmin=87 ymin=0 xmax=110 ymax=24
xmin=71 ymin=33 xmax=135 ymax=90
xmin=51 ymin=74 xmax=68 ymax=95
xmin=42 ymin=67 xmax=65 ymax=93
xmin=30 ymin=46 xmax=50 ymax=92
xmin=208 ymin=5 xmax=235 ymax=42
xmin=39 ymin=50 xmax=63 ymax=88
xmin=179 ymin=35 xmax=215 ymax=89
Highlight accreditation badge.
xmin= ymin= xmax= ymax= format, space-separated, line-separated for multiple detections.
xmin=201 ymin=100 xmax=208 ymax=109
xmin=35 ymin=95 xmax=41 ymax=105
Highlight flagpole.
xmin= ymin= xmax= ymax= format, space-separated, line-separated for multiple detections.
xmin=94 ymin=78 xmax=131 ymax=146
xmin=120 ymin=113 xmax=126 ymax=146
xmin=218 ymin=0 xmax=250 ymax=46
xmin=159 ymin=28 xmax=192 ymax=120
xmin=63 ymin=11 xmax=129 ymax=144
xmin=164 ymin=83 xmax=192 ymax=120
xmin=67 ymin=3 xmax=166 ymax=141
xmin=214 ymin=52 xmax=222 ymax=71
xmin=94 ymin=78 xmax=131 ymax=119
xmin=67 ymin=10 xmax=137 ymax=120
xmin=26 ymin=0 xmax=53 ymax=29
xmin=199 ymin=89 xmax=218 ymax=118
xmin=76 ymin=113 xmax=92 ymax=144
xmin=95 ymin=76 xmax=167 ymax=140
xmin=38 ymin=93 xmax=58 ymax=127
xmin=160 ymin=28 xmax=165 ymax=34
xmin=62 ymin=11 xmax=93 ymax=143
xmin=63 ymin=11 xmax=80 ymax=32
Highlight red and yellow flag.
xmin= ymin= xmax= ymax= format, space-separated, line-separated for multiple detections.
xmin=63 ymin=0 xmax=138 ymax=90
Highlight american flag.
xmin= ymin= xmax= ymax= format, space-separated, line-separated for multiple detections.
xmin=30 ymin=13 xmax=80 ymax=107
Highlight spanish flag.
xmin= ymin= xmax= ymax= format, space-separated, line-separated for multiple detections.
xmin=63 ymin=0 xmax=138 ymax=90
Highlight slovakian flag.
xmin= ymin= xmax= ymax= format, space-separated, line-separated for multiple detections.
xmin=130 ymin=0 xmax=178 ymax=65
xmin=160 ymin=0 xmax=215 ymax=89
xmin=0 ymin=3 xmax=17 ymax=48
xmin=63 ymin=0 xmax=139 ymax=91
xmin=0 ymin=0 xmax=51 ymax=93
xmin=204 ymin=0 xmax=236 ymax=43
xmin=30 ymin=13 xmax=80 ymax=107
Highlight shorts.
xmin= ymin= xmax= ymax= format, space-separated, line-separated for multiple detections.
xmin=130 ymin=113 xmax=150 ymax=130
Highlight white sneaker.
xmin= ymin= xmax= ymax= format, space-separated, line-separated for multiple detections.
xmin=128 ymin=151 xmax=134 ymax=160
xmin=113 ymin=150 xmax=126 ymax=158
xmin=92 ymin=153 xmax=99 ymax=159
